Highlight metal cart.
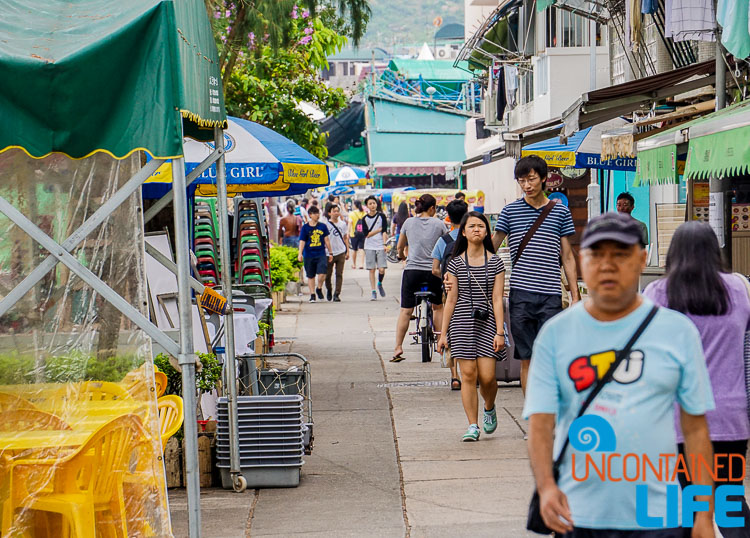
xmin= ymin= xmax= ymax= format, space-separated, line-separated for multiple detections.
xmin=237 ymin=352 xmax=313 ymax=454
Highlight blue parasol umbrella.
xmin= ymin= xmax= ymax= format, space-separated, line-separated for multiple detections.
xmin=143 ymin=117 xmax=329 ymax=198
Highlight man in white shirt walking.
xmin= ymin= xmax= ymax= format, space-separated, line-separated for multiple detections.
xmin=324 ymin=202 xmax=349 ymax=302
xmin=362 ymin=195 xmax=389 ymax=301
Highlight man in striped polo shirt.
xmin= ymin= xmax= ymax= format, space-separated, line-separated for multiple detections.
xmin=492 ymin=155 xmax=580 ymax=394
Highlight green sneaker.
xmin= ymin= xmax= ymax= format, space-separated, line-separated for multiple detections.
xmin=462 ymin=424 xmax=480 ymax=442
xmin=483 ymin=406 xmax=498 ymax=434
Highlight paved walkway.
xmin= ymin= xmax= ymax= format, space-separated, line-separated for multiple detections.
xmin=170 ymin=265 xmax=750 ymax=537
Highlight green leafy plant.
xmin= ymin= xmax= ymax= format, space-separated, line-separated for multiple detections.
xmin=257 ymin=320 xmax=271 ymax=337
xmin=154 ymin=352 xmax=222 ymax=397
xmin=276 ymin=244 xmax=302 ymax=273
xmin=269 ymin=245 xmax=296 ymax=292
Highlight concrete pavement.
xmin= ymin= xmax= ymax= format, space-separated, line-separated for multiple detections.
xmin=170 ymin=264 xmax=750 ymax=537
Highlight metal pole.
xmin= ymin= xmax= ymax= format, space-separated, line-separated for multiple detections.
xmin=589 ymin=9 xmax=597 ymax=91
xmin=711 ymin=20 xmax=730 ymax=262
xmin=214 ymin=127 xmax=247 ymax=492
xmin=715 ymin=13 xmax=726 ymax=111
xmin=172 ymin=156 xmax=201 ymax=537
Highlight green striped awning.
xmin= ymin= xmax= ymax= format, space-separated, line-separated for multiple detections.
xmin=684 ymin=123 xmax=750 ymax=179
xmin=634 ymin=144 xmax=677 ymax=187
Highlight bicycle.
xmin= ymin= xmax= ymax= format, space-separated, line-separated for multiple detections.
xmin=385 ymin=235 xmax=400 ymax=264
xmin=410 ymin=289 xmax=436 ymax=362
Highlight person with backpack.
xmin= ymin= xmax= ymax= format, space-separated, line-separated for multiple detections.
xmin=432 ymin=199 xmax=468 ymax=389
xmin=361 ymin=195 xmax=389 ymax=300
xmin=348 ymin=200 xmax=366 ymax=270
xmin=391 ymin=194 xmax=447 ymax=362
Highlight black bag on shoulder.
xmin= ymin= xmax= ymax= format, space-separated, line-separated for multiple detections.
xmin=526 ymin=305 xmax=659 ymax=534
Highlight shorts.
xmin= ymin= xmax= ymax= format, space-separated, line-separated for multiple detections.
xmin=400 ymin=270 xmax=443 ymax=309
xmin=281 ymin=235 xmax=299 ymax=248
xmin=350 ymin=233 xmax=365 ymax=250
xmin=508 ymin=288 xmax=562 ymax=360
xmin=303 ymin=255 xmax=328 ymax=278
xmin=559 ymin=527 xmax=690 ymax=538
xmin=365 ymin=249 xmax=387 ymax=269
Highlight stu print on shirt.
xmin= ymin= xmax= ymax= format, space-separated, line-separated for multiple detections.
xmin=307 ymin=228 xmax=325 ymax=248
xmin=568 ymin=349 xmax=645 ymax=392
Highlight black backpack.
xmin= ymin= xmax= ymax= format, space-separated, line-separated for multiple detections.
xmin=439 ymin=232 xmax=457 ymax=276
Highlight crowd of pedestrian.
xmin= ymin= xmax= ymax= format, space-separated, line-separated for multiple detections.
xmin=274 ymin=165 xmax=750 ymax=532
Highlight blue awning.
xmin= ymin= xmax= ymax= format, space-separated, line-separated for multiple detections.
xmin=522 ymin=120 xmax=636 ymax=172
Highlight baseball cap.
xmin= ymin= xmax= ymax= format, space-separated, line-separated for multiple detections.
xmin=581 ymin=212 xmax=645 ymax=249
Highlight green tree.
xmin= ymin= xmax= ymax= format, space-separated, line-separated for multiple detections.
xmin=218 ymin=7 xmax=350 ymax=158
xmin=208 ymin=0 xmax=369 ymax=86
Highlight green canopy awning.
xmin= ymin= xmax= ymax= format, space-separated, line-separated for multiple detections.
xmin=0 ymin=0 xmax=226 ymax=160
xmin=683 ymin=101 xmax=750 ymax=179
xmin=634 ymin=144 xmax=678 ymax=187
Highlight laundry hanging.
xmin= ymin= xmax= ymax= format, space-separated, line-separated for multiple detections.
xmin=505 ymin=65 xmax=518 ymax=110
xmin=496 ymin=66 xmax=507 ymax=120
xmin=666 ymin=0 xmax=716 ymax=42
xmin=717 ymin=0 xmax=750 ymax=58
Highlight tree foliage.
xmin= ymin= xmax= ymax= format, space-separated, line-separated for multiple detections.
xmin=213 ymin=3 xmax=355 ymax=158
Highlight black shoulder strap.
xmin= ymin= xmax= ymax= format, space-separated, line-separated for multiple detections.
xmin=513 ymin=201 xmax=555 ymax=266
xmin=552 ymin=305 xmax=659 ymax=470
xmin=329 ymin=220 xmax=344 ymax=240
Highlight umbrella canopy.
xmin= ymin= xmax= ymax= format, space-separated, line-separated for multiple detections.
xmin=330 ymin=166 xmax=368 ymax=186
xmin=0 ymin=0 xmax=225 ymax=159
xmin=143 ymin=117 xmax=329 ymax=198
xmin=522 ymin=119 xmax=636 ymax=171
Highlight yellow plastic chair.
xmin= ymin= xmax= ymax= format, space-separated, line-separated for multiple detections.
xmin=154 ymin=371 xmax=168 ymax=398
xmin=0 ymin=392 xmax=38 ymax=412
xmin=0 ymin=409 xmax=70 ymax=432
xmin=2 ymin=414 xmax=144 ymax=537
xmin=157 ymin=395 xmax=184 ymax=448
xmin=76 ymin=381 xmax=131 ymax=401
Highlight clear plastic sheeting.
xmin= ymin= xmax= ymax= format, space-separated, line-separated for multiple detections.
xmin=0 ymin=149 xmax=171 ymax=536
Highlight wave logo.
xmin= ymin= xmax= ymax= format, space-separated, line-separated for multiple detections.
xmin=567 ymin=415 xmax=746 ymax=529
xmin=205 ymin=132 xmax=235 ymax=153
xmin=569 ymin=415 xmax=616 ymax=453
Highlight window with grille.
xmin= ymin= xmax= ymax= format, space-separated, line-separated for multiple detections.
xmin=546 ymin=7 xmax=607 ymax=48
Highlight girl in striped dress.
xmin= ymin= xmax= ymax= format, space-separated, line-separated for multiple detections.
xmin=437 ymin=212 xmax=506 ymax=442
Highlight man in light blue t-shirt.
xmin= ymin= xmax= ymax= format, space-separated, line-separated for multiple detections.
xmin=524 ymin=212 xmax=715 ymax=537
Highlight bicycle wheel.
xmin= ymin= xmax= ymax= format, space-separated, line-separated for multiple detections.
xmin=421 ymin=301 xmax=433 ymax=362
xmin=421 ymin=326 xmax=432 ymax=362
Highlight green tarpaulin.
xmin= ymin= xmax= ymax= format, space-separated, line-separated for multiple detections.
xmin=0 ymin=0 xmax=226 ymax=160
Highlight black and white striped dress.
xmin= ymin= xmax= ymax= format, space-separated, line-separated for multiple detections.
xmin=447 ymin=254 xmax=506 ymax=360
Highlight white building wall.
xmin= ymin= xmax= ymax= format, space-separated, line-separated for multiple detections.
xmin=463 ymin=118 xmax=520 ymax=214
xmin=464 ymin=0 xmax=497 ymax=41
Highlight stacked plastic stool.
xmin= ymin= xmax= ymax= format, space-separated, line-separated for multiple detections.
xmin=194 ymin=197 xmax=220 ymax=287
xmin=234 ymin=200 xmax=269 ymax=286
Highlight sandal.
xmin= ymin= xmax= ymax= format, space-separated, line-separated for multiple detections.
xmin=451 ymin=378 xmax=461 ymax=391
xmin=390 ymin=353 xmax=405 ymax=363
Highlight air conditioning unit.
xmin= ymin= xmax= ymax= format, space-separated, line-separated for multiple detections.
xmin=435 ymin=45 xmax=455 ymax=59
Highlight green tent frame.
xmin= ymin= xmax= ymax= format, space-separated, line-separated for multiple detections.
xmin=0 ymin=2 xmax=248 ymax=536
